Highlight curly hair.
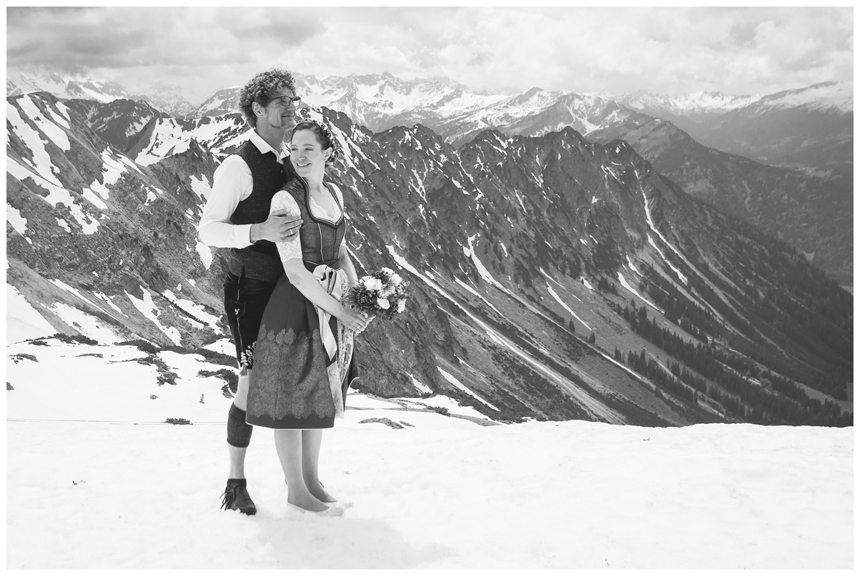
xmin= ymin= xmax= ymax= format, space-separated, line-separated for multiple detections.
xmin=238 ymin=68 xmax=296 ymax=127
xmin=291 ymin=120 xmax=341 ymax=167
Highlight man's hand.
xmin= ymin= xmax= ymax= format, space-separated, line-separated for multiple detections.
xmin=249 ymin=213 xmax=303 ymax=243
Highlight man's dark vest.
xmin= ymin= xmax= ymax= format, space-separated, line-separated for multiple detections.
xmin=227 ymin=139 xmax=293 ymax=283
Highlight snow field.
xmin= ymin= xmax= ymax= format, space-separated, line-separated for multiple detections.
xmin=6 ymin=415 xmax=851 ymax=569
xmin=6 ymin=334 xmax=854 ymax=569
xmin=6 ymin=285 xmax=57 ymax=342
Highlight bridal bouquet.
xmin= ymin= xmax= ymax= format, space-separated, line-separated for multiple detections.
xmin=346 ymin=267 xmax=409 ymax=319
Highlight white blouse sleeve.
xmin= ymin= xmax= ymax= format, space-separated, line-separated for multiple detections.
xmin=270 ymin=191 xmax=303 ymax=262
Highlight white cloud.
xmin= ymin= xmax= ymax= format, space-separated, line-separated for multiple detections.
xmin=7 ymin=6 xmax=852 ymax=103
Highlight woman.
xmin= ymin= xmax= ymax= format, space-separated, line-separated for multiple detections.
xmin=246 ymin=120 xmax=371 ymax=516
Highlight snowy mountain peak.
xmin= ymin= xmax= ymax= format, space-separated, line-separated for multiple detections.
xmin=138 ymin=81 xmax=193 ymax=103
xmin=8 ymin=66 xmax=135 ymax=103
xmin=618 ymin=81 xmax=853 ymax=117
xmin=618 ymin=89 xmax=762 ymax=116
xmin=191 ymin=86 xmax=248 ymax=119
xmin=8 ymin=66 xmax=199 ymax=116
xmin=513 ymin=87 xmax=557 ymax=104
xmin=135 ymin=81 xmax=196 ymax=118
xmin=756 ymin=80 xmax=853 ymax=113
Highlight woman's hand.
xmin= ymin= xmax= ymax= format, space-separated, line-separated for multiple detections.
xmin=338 ymin=307 xmax=371 ymax=334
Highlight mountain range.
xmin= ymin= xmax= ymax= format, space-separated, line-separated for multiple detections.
xmin=9 ymin=68 xmax=851 ymax=283
xmin=7 ymin=67 xmax=197 ymax=117
xmin=6 ymin=86 xmax=852 ymax=428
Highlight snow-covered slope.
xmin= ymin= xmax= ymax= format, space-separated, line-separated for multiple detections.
xmin=5 ymin=335 xmax=853 ymax=569
xmin=7 ymin=91 xmax=225 ymax=349
xmin=129 ymin=114 xmax=248 ymax=165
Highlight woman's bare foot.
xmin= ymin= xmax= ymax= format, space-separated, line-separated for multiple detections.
xmin=306 ymin=480 xmax=337 ymax=503
xmin=287 ymin=489 xmax=329 ymax=512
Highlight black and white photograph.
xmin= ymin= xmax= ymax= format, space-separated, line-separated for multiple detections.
xmin=5 ymin=4 xmax=854 ymax=570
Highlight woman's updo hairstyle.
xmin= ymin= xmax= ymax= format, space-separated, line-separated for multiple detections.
xmin=291 ymin=120 xmax=341 ymax=167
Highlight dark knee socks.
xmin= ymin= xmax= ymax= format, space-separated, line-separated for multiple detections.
xmin=227 ymin=404 xmax=253 ymax=448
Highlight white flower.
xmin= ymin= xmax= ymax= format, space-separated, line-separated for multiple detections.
xmin=377 ymin=297 xmax=390 ymax=309
xmin=365 ymin=278 xmax=383 ymax=291
xmin=396 ymin=300 xmax=406 ymax=313
xmin=381 ymin=267 xmax=394 ymax=276
xmin=390 ymin=273 xmax=403 ymax=285
xmin=380 ymin=286 xmax=394 ymax=298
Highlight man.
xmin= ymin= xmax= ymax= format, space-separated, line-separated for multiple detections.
xmin=198 ymin=68 xmax=302 ymax=515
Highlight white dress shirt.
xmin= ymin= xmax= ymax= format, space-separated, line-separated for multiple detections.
xmin=197 ymin=130 xmax=290 ymax=248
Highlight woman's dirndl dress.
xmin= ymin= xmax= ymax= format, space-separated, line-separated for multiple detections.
xmin=246 ymin=176 xmax=359 ymax=429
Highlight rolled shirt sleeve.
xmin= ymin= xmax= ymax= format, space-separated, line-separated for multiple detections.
xmin=197 ymin=155 xmax=255 ymax=248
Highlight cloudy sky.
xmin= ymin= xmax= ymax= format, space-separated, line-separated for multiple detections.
xmin=7 ymin=5 xmax=853 ymax=105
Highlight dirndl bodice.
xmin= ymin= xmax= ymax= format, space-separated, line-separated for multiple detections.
xmin=287 ymin=176 xmax=346 ymax=270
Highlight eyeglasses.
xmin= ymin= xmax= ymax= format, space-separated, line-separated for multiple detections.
xmin=272 ymin=95 xmax=301 ymax=106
